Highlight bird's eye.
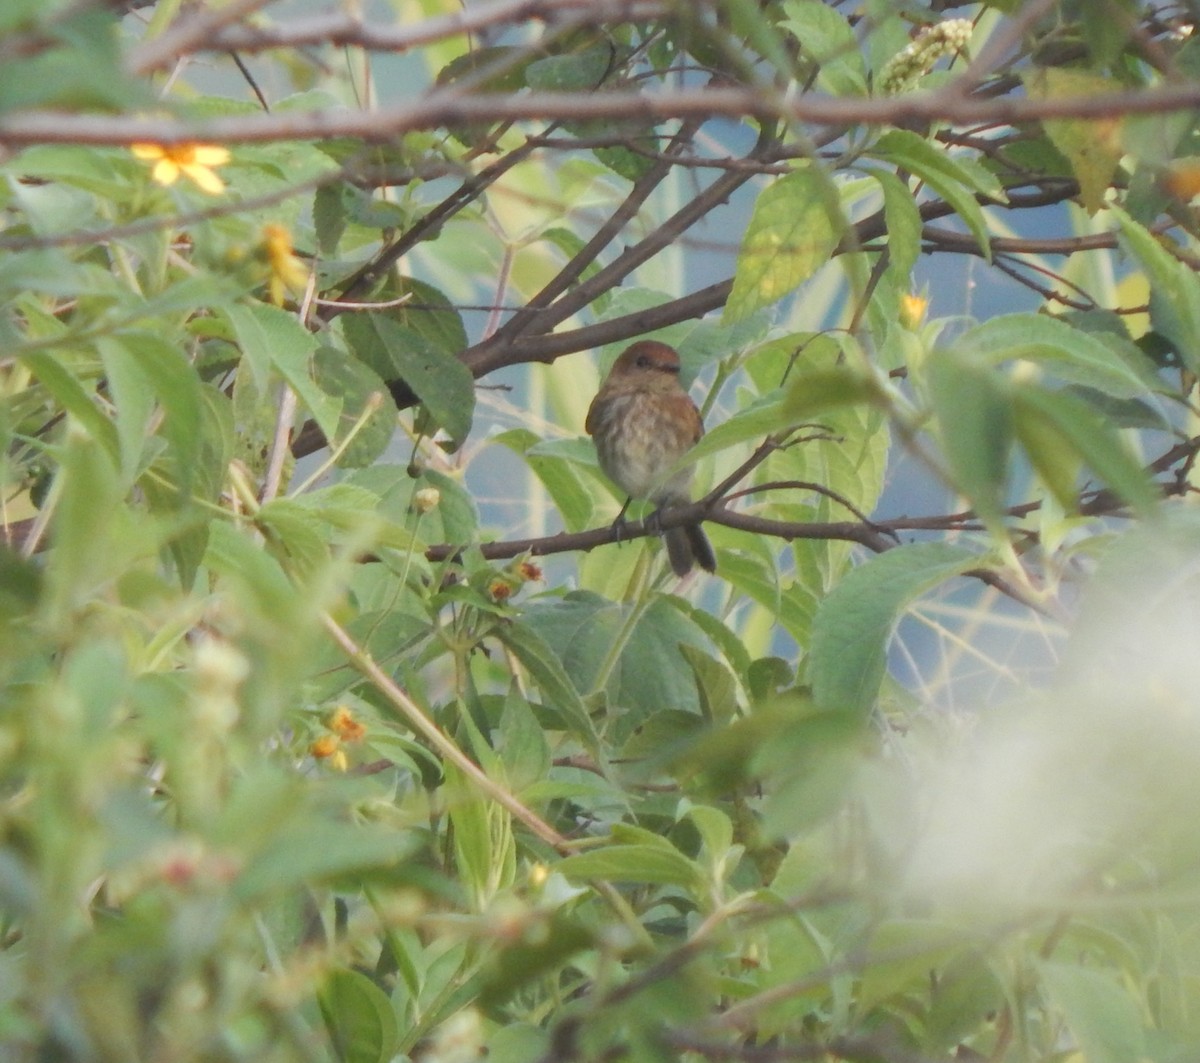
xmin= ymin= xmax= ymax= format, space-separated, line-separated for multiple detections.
xmin=635 ymin=355 xmax=651 ymax=369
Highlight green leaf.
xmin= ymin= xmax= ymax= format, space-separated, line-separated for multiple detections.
xmin=556 ymin=843 xmax=701 ymax=888
xmin=495 ymin=430 xmax=595 ymax=532
xmin=235 ymin=822 xmax=417 ymax=900
xmin=525 ymin=43 xmax=615 ymax=92
xmin=870 ymin=129 xmax=1001 ymax=260
xmin=97 ymin=336 xmax=156 ymax=488
xmin=926 ymin=350 xmax=1013 ymax=531
xmin=313 ymin=183 xmax=347 ymax=255
xmin=492 ymin=618 xmax=597 ymax=746
xmin=957 ymin=312 xmax=1164 ymax=400
xmin=18 ymin=349 xmax=119 ymax=460
xmin=1023 ymin=69 xmax=1123 ymax=214
xmin=1012 ymin=385 xmax=1158 ymax=518
xmin=869 ymin=168 xmax=922 ymax=280
xmin=1039 ymin=962 xmax=1146 ymax=1063
xmin=341 ymin=313 xmax=474 ymax=445
xmin=808 ymin=543 xmax=980 ymax=715
xmin=319 ymin=969 xmax=401 ymax=1063
xmin=724 ymin=166 xmax=846 ymax=323
xmin=685 ymin=390 xmax=787 ymax=464
xmin=257 ymin=498 xmax=330 ymax=583
xmin=385 ymin=278 xmax=469 ymax=356
xmin=498 ymin=683 xmax=552 ymax=792
xmin=111 ymin=332 xmax=205 ymax=490
xmin=312 ymin=346 xmax=397 ymax=468
xmin=782 ymin=365 xmax=882 ymax=423
xmin=40 ymin=428 xmax=122 ymax=627
xmin=858 ymin=920 xmax=966 ymax=1014
xmin=1112 ymin=205 xmax=1200 ymax=374
xmin=203 ymin=520 xmax=303 ymax=623
xmin=780 ymin=0 xmax=866 ymax=96
xmin=520 ymin=593 xmax=711 ymax=728
xmin=225 ymin=302 xmax=342 ymax=443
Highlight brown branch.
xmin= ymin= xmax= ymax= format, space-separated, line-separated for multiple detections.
xmin=491 ymin=118 xmax=706 ymax=345
xmin=7 ymin=80 xmax=1200 ymax=148
xmin=128 ymin=0 xmax=279 ymax=76
xmin=188 ymin=0 xmax=668 ymax=58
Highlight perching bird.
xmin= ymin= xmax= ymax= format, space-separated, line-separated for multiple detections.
xmin=585 ymin=340 xmax=716 ymax=577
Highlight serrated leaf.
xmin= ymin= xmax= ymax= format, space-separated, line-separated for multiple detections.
xmin=780 ymin=0 xmax=866 ymax=96
xmin=1012 ymin=385 xmax=1158 ymax=517
xmin=869 ymin=168 xmax=922 ymax=279
xmin=808 ymin=543 xmax=980 ymax=715
xmin=870 ymin=129 xmax=1000 ymax=260
xmin=1024 ymin=69 xmax=1123 ymax=214
xmin=724 ymin=167 xmax=846 ymax=323
xmin=341 ymin=313 xmax=474 ymax=444
xmin=957 ymin=312 xmax=1165 ymax=400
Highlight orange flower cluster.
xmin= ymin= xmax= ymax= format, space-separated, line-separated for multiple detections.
xmin=310 ymin=705 xmax=368 ymax=771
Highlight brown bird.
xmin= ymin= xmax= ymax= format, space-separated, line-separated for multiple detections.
xmin=585 ymin=340 xmax=717 ymax=577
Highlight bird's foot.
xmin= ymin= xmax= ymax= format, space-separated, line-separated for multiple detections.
xmin=610 ymin=498 xmax=633 ymax=544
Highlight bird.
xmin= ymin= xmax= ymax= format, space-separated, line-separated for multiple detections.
xmin=585 ymin=340 xmax=717 ymax=577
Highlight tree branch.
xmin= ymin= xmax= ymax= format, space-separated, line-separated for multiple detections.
xmin=7 ymin=81 xmax=1200 ymax=147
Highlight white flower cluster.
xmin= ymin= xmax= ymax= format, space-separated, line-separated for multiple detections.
xmin=877 ymin=18 xmax=973 ymax=95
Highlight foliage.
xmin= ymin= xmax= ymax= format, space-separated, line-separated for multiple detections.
xmin=2 ymin=1 xmax=1200 ymax=1061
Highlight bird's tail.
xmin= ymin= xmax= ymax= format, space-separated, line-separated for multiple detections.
xmin=665 ymin=523 xmax=716 ymax=577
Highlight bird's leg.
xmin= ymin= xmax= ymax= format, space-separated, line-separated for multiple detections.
xmin=611 ymin=497 xmax=632 ymax=543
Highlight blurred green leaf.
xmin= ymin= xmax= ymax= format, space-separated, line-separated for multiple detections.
xmin=927 ymin=350 xmax=1013 ymax=531
xmin=957 ymin=312 xmax=1165 ymax=400
xmin=319 ymin=969 xmax=401 ymax=1063
xmin=557 ymin=843 xmax=701 ymax=887
xmin=1013 ymin=385 xmax=1159 ymax=517
xmin=808 ymin=543 xmax=980 ymax=715
xmin=313 ymin=346 xmax=397 ymax=468
xmin=1039 ymin=962 xmax=1147 ymax=1063
xmin=226 ymin=302 xmax=342 ymax=443
xmin=1113 ymin=205 xmax=1200 ymax=375
xmin=1024 ymin=69 xmax=1123 ymax=214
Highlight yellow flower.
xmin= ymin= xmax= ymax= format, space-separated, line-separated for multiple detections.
xmin=261 ymin=223 xmax=310 ymax=306
xmin=310 ymin=734 xmax=339 ymax=759
xmin=329 ymin=705 xmax=367 ymax=743
xmin=131 ymin=142 xmax=231 ymax=194
xmin=899 ymin=292 xmax=929 ymax=330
